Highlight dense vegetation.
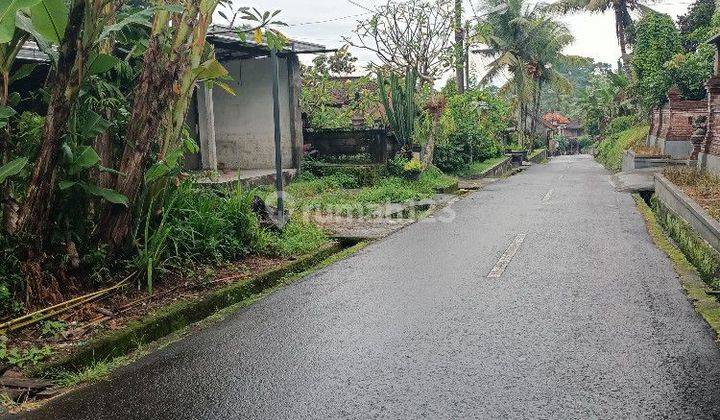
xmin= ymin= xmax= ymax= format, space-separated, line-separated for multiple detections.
xmin=595 ymin=125 xmax=650 ymax=172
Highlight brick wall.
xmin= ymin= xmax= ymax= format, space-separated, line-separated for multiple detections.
xmin=703 ymin=76 xmax=720 ymax=157
xmin=657 ymin=89 xmax=706 ymax=143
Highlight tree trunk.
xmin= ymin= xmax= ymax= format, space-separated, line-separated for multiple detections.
xmin=454 ymin=0 xmax=464 ymax=94
xmin=614 ymin=5 xmax=632 ymax=79
xmin=16 ymin=0 xmax=87 ymax=243
xmin=92 ymin=8 xmax=116 ymax=189
xmin=96 ymin=36 xmax=184 ymax=251
xmin=422 ymin=119 xmax=438 ymax=170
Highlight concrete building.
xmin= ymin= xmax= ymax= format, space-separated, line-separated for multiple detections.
xmin=185 ymin=26 xmax=327 ymax=179
xmin=15 ymin=30 xmax=326 ymax=183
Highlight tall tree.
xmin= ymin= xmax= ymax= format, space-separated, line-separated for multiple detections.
xmin=454 ymin=0 xmax=465 ymax=93
xmin=632 ymin=11 xmax=682 ymax=110
xmin=345 ymin=0 xmax=453 ymax=83
xmin=546 ymin=0 xmax=655 ymax=74
xmin=476 ymin=0 xmax=570 ymax=148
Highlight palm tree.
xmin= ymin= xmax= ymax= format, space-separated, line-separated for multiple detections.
xmin=475 ymin=0 xmax=572 ymax=149
xmin=525 ymin=18 xmax=575 ymax=135
xmin=545 ymin=0 xmax=653 ymax=70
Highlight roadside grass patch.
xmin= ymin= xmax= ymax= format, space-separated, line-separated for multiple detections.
xmin=664 ymin=167 xmax=720 ymax=221
xmin=651 ymin=196 xmax=720 ymax=289
xmin=454 ymin=156 xmax=507 ymax=178
xmin=285 ymin=167 xmax=457 ymax=217
xmin=264 ymin=218 xmax=328 ymax=257
xmin=528 ymin=148 xmax=546 ymax=160
xmin=596 ymin=125 xmax=650 ymax=172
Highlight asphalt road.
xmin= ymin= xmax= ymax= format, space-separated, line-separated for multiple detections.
xmin=23 ymin=155 xmax=720 ymax=419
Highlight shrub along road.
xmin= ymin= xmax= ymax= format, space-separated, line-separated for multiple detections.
xmin=23 ymin=155 xmax=720 ymax=419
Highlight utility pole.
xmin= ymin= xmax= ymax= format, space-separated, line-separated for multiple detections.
xmin=270 ymin=50 xmax=285 ymax=224
xmin=454 ymin=0 xmax=464 ymax=93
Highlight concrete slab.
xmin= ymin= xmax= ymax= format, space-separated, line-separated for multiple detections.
xmin=458 ymin=178 xmax=497 ymax=191
xmin=194 ymin=169 xmax=297 ymax=188
xmin=609 ymin=168 xmax=666 ymax=193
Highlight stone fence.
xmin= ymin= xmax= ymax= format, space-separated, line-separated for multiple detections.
xmin=648 ymin=88 xmax=706 ymax=159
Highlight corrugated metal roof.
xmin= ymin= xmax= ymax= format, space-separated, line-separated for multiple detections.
xmin=207 ymin=25 xmax=327 ymax=53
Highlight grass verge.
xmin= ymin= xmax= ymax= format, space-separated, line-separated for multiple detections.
xmin=633 ymin=194 xmax=720 ymax=336
xmin=454 ymin=156 xmax=508 ymax=178
xmin=45 ymin=240 xmax=369 ymax=391
xmin=283 ymin=168 xmax=458 ymax=217
xmin=30 ymin=241 xmax=346 ymax=377
xmin=596 ymin=125 xmax=650 ymax=172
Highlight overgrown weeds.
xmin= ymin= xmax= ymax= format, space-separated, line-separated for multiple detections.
xmin=664 ymin=167 xmax=720 ymax=221
xmin=596 ymin=125 xmax=650 ymax=171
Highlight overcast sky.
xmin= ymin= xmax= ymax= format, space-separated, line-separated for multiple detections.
xmin=225 ymin=0 xmax=696 ymax=82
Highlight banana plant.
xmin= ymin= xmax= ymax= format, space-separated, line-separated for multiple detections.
xmin=377 ymin=68 xmax=418 ymax=150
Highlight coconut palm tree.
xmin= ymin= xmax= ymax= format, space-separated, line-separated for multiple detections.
xmin=475 ymin=0 xmax=573 ymax=148
xmin=545 ymin=0 xmax=654 ymax=70
xmin=525 ymin=18 xmax=575 ymax=135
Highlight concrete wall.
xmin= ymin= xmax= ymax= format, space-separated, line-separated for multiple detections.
xmin=212 ymin=56 xmax=294 ymax=170
xmin=655 ymin=173 xmax=720 ymax=254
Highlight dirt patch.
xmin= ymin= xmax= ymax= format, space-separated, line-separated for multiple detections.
xmin=633 ymin=145 xmax=667 ymax=157
xmin=2 ymin=254 xmax=288 ymax=372
xmin=664 ymin=167 xmax=720 ymax=221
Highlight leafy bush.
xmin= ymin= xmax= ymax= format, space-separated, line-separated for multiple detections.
xmin=433 ymin=141 xmax=469 ymax=173
xmin=632 ymin=12 xmax=683 ymax=110
xmin=387 ymin=154 xmax=409 ymax=177
xmin=577 ymin=135 xmax=594 ymax=152
xmin=432 ymin=89 xmax=509 ymax=173
xmin=0 ymin=234 xmax=23 ymax=316
xmin=596 ymin=125 xmax=650 ymax=171
xmin=604 ymin=115 xmax=639 ymax=136
xmin=402 ymin=157 xmax=423 ymax=178
xmin=665 ymin=44 xmax=714 ymax=100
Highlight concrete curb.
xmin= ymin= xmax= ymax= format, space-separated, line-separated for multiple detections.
xmin=528 ymin=148 xmax=548 ymax=163
xmin=31 ymin=242 xmax=343 ymax=376
xmin=654 ymin=173 xmax=720 ymax=254
xmin=633 ymin=195 xmax=720 ymax=339
xmin=475 ymin=157 xmax=512 ymax=179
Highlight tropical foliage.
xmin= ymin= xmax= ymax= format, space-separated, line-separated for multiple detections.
xmin=0 ymin=1 xmax=289 ymax=309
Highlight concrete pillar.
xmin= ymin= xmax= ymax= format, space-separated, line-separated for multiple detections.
xmin=286 ymin=54 xmax=304 ymax=171
xmin=700 ymin=76 xmax=720 ymax=170
xmin=197 ymin=85 xmax=218 ymax=171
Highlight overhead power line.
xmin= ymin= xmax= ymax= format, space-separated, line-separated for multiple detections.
xmin=345 ymin=0 xmax=376 ymax=13
xmin=288 ymin=12 xmax=372 ymax=27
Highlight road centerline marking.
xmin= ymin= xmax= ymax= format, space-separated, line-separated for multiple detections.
xmin=542 ymin=189 xmax=554 ymax=203
xmin=487 ymin=234 xmax=527 ymax=279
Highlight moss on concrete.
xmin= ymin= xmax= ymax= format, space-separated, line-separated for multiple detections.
xmin=634 ymin=194 xmax=720 ymax=337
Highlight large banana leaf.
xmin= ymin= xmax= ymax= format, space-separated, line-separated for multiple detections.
xmin=28 ymin=0 xmax=67 ymax=43
xmin=0 ymin=157 xmax=28 ymax=183
xmin=0 ymin=0 xmax=41 ymax=43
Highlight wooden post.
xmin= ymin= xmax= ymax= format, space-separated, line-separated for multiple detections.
xmin=197 ymin=85 xmax=217 ymax=171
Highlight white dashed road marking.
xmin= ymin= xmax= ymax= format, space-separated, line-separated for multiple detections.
xmin=542 ymin=189 xmax=554 ymax=203
xmin=487 ymin=234 xmax=527 ymax=279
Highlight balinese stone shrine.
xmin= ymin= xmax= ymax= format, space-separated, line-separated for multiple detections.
xmin=647 ymin=87 xmax=705 ymax=159
xmin=645 ymin=34 xmax=720 ymax=174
